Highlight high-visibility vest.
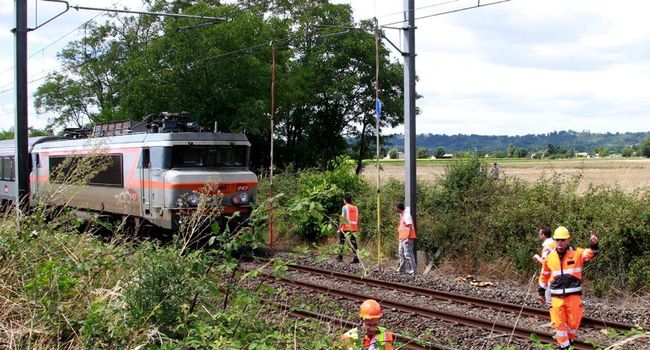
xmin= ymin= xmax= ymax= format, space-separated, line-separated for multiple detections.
xmin=341 ymin=204 xmax=359 ymax=232
xmin=341 ymin=326 xmax=394 ymax=350
xmin=398 ymin=212 xmax=416 ymax=239
xmin=539 ymin=247 xmax=597 ymax=296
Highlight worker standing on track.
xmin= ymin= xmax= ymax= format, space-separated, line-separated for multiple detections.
xmin=341 ymin=299 xmax=394 ymax=350
xmin=538 ymin=226 xmax=599 ymax=349
xmin=396 ymin=202 xmax=416 ymax=275
xmin=533 ymin=226 xmax=556 ymax=308
xmin=338 ymin=194 xmax=360 ymax=263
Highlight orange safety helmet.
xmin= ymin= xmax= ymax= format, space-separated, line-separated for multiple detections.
xmin=359 ymin=299 xmax=383 ymax=319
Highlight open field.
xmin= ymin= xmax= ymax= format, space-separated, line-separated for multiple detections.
xmin=361 ymin=158 xmax=650 ymax=193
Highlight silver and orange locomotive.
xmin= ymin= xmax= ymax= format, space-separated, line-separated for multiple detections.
xmin=0 ymin=113 xmax=257 ymax=232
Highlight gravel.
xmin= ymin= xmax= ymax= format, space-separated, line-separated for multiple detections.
xmin=241 ymin=253 xmax=649 ymax=350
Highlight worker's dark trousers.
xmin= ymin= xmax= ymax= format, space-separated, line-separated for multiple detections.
xmin=338 ymin=230 xmax=358 ymax=260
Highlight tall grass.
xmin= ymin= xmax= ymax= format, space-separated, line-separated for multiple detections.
xmin=0 ymin=150 xmax=340 ymax=349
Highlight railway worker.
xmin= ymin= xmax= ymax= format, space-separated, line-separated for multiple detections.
xmin=490 ymin=162 xmax=500 ymax=180
xmin=396 ymin=202 xmax=416 ymax=275
xmin=533 ymin=226 xmax=556 ymax=308
xmin=533 ymin=226 xmax=556 ymax=265
xmin=341 ymin=299 xmax=394 ymax=350
xmin=338 ymin=194 xmax=360 ymax=263
xmin=538 ymin=226 xmax=599 ymax=350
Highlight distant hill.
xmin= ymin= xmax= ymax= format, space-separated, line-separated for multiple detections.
xmin=385 ymin=130 xmax=650 ymax=153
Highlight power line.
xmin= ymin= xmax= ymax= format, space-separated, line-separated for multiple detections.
xmin=380 ymin=0 xmax=511 ymax=27
xmin=0 ymin=10 xmax=108 ymax=78
xmin=372 ymin=0 xmax=461 ymax=21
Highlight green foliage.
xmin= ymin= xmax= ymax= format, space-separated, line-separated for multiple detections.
xmin=530 ymin=333 xmax=555 ymax=349
xmin=257 ymin=157 xmax=365 ymax=241
xmin=34 ymin=0 xmax=404 ymax=171
xmin=388 ymin=148 xmax=398 ymax=159
xmin=0 ymin=195 xmax=340 ymax=349
xmin=440 ymin=158 xmax=487 ymax=195
xmin=413 ymin=160 xmax=650 ymax=294
xmin=434 ymin=146 xmax=445 ymax=158
xmin=641 ymin=136 xmax=650 ymax=157
xmin=290 ymin=158 xmax=649 ymax=295
xmin=0 ymin=128 xmax=12 ymax=140
xmin=0 ymin=127 xmax=54 ymax=140
xmin=124 ymin=244 xmax=205 ymax=334
xmin=417 ymin=147 xmax=430 ymax=159
xmin=621 ymin=146 xmax=634 ymax=157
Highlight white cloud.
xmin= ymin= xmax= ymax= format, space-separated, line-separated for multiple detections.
xmin=2 ymin=0 xmax=650 ymax=135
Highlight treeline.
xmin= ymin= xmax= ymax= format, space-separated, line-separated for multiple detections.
xmin=386 ymin=130 xmax=650 ymax=157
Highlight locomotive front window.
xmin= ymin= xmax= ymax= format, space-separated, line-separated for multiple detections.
xmin=171 ymin=145 xmax=247 ymax=168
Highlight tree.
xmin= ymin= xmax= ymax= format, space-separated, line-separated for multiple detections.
xmin=0 ymin=127 xmax=54 ymax=140
xmin=263 ymin=0 xmax=404 ymax=173
xmin=33 ymin=0 xmax=405 ymax=172
xmin=34 ymin=16 xmax=158 ymax=128
xmin=513 ymin=148 xmax=528 ymax=158
xmin=641 ymin=137 xmax=650 ymax=157
xmin=388 ymin=148 xmax=398 ymax=159
xmin=434 ymin=147 xmax=445 ymax=159
xmin=416 ymin=147 xmax=429 ymax=159
xmin=0 ymin=129 xmax=13 ymax=141
xmin=621 ymin=147 xmax=634 ymax=157
xmin=34 ymin=74 xmax=94 ymax=128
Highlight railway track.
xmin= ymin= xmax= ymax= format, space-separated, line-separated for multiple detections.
xmin=245 ymin=262 xmax=640 ymax=350
xmin=286 ymin=263 xmax=637 ymax=332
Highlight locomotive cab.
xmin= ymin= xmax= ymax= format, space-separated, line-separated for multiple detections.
xmin=141 ymin=142 xmax=257 ymax=230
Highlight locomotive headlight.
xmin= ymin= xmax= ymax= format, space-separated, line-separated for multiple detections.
xmin=186 ymin=193 xmax=200 ymax=207
xmin=231 ymin=192 xmax=249 ymax=205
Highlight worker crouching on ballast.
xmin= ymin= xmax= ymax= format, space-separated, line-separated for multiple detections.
xmin=538 ymin=226 xmax=599 ymax=349
xmin=340 ymin=299 xmax=394 ymax=350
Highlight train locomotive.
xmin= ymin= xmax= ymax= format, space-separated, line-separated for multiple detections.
xmin=0 ymin=112 xmax=257 ymax=233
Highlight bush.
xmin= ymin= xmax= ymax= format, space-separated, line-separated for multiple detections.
xmin=257 ymin=157 xmax=366 ymax=242
xmin=413 ymin=160 xmax=650 ymax=294
xmin=0 ymin=203 xmax=341 ymax=349
xmin=124 ymin=243 xmax=207 ymax=334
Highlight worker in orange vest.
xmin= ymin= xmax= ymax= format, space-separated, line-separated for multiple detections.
xmin=338 ymin=194 xmax=360 ymax=263
xmin=396 ymin=202 xmax=416 ymax=275
xmin=533 ymin=226 xmax=556 ymax=308
xmin=538 ymin=226 xmax=599 ymax=349
xmin=341 ymin=299 xmax=394 ymax=350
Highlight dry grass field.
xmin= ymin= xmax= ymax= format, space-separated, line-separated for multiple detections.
xmin=362 ymin=158 xmax=650 ymax=193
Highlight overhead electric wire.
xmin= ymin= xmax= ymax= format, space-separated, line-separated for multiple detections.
xmin=372 ymin=0 xmax=461 ymax=21
xmin=0 ymin=9 xmax=111 ymax=96
xmin=380 ymin=0 xmax=511 ymax=27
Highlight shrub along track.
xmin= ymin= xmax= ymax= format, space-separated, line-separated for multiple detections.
xmin=243 ymin=260 xmax=647 ymax=350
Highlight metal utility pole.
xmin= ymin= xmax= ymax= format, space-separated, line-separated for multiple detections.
xmin=374 ymin=20 xmax=382 ymax=269
xmin=14 ymin=0 xmax=29 ymax=216
xmin=403 ymin=0 xmax=417 ymax=228
xmin=269 ymin=42 xmax=276 ymax=248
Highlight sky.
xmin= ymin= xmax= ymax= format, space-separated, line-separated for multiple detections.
xmin=1 ymin=0 xmax=650 ymax=136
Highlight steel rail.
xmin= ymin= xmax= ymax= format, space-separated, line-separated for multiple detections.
xmin=249 ymin=268 xmax=596 ymax=350
xmin=271 ymin=303 xmax=453 ymax=350
xmin=287 ymin=263 xmax=638 ymax=332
